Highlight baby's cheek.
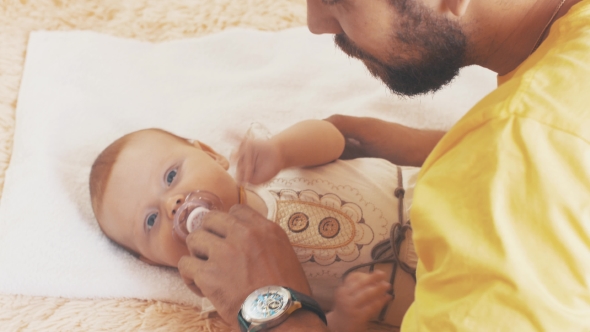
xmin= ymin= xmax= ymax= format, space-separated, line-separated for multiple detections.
xmin=158 ymin=237 xmax=190 ymax=268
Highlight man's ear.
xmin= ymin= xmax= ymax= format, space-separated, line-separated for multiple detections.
xmin=193 ymin=140 xmax=230 ymax=170
xmin=443 ymin=0 xmax=470 ymax=16
xmin=139 ymin=255 xmax=160 ymax=266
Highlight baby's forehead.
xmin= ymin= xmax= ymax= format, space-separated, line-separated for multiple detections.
xmin=127 ymin=129 xmax=188 ymax=147
xmin=129 ymin=129 xmax=176 ymax=142
xmin=112 ymin=129 xmax=193 ymax=180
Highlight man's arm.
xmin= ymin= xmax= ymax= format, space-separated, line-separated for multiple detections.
xmin=325 ymin=114 xmax=445 ymax=167
xmin=178 ymin=205 xmax=329 ymax=332
xmin=271 ymin=310 xmax=330 ymax=332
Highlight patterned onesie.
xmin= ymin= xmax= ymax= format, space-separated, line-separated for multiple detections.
xmin=249 ymin=158 xmax=419 ymax=329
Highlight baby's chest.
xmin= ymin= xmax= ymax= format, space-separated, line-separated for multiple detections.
xmin=268 ymin=186 xmax=397 ymax=274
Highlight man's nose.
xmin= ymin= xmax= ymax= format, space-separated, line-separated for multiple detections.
xmin=165 ymin=194 xmax=185 ymax=220
xmin=307 ymin=0 xmax=344 ymax=35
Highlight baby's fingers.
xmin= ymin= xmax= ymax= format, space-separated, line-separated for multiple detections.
xmin=234 ymin=141 xmax=256 ymax=185
xmin=342 ymin=270 xmax=388 ymax=290
xmin=359 ymin=289 xmax=393 ymax=320
xmin=333 ymin=275 xmax=392 ymax=322
xmin=352 ymin=279 xmax=391 ymax=305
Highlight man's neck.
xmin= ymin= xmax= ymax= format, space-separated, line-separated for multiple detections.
xmin=469 ymin=0 xmax=582 ymax=75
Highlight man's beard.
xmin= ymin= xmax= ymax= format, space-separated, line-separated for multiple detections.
xmin=334 ymin=0 xmax=467 ymax=97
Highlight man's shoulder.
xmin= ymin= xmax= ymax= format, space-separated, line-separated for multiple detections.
xmin=433 ymin=17 xmax=590 ymax=163
xmin=447 ymin=0 xmax=590 ymax=150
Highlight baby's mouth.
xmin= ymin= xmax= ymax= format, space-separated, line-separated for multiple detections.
xmin=172 ymin=191 xmax=223 ymax=242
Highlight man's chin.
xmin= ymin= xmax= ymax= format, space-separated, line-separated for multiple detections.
xmin=363 ymin=58 xmax=459 ymax=97
xmin=334 ymin=34 xmax=461 ymax=97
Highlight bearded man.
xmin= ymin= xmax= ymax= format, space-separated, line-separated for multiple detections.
xmin=179 ymin=0 xmax=590 ymax=331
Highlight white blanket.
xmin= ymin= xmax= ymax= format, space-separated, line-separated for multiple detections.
xmin=0 ymin=27 xmax=496 ymax=308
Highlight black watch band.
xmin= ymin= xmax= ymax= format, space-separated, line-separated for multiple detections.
xmin=288 ymin=288 xmax=327 ymax=325
xmin=238 ymin=310 xmax=250 ymax=332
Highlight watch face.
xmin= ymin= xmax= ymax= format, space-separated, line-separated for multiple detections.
xmin=242 ymin=286 xmax=292 ymax=323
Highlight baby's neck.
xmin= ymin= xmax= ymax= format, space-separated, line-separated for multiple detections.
xmin=243 ymin=188 xmax=268 ymax=218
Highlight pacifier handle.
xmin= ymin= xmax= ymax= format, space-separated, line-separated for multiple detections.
xmin=172 ymin=191 xmax=223 ymax=242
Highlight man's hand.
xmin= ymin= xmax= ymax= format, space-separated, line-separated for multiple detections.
xmin=325 ymin=114 xmax=445 ymax=167
xmin=178 ymin=204 xmax=312 ymax=330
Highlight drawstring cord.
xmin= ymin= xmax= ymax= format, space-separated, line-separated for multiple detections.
xmin=341 ymin=166 xmax=416 ymax=321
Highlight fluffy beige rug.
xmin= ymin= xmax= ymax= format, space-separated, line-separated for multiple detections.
xmin=0 ymin=1 xmax=305 ymax=330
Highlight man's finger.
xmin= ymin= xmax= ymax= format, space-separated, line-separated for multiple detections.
xmin=228 ymin=204 xmax=268 ymax=225
xmin=200 ymin=210 xmax=238 ymax=237
xmin=340 ymin=137 xmax=367 ymax=159
xmin=187 ymin=224 xmax=227 ymax=257
xmin=324 ymin=114 xmax=367 ymax=141
xmin=198 ymin=210 xmax=240 ymax=239
xmin=178 ymin=256 xmax=205 ymax=297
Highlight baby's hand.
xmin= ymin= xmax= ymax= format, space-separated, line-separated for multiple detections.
xmin=232 ymin=133 xmax=284 ymax=185
xmin=327 ymin=270 xmax=392 ymax=332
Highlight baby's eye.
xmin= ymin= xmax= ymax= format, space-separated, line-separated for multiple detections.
xmin=146 ymin=213 xmax=157 ymax=230
xmin=166 ymin=169 xmax=177 ymax=186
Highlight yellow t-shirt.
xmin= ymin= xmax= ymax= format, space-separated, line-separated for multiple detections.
xmin=402 ymin=1 xmax=590 ymax=330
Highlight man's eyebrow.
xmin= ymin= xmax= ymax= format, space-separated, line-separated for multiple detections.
xmin=322 ymin=0 xmax=342 ymax=5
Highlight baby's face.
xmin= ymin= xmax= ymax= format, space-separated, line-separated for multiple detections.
xmin=99 ymin=130 xmax=239 ymax=267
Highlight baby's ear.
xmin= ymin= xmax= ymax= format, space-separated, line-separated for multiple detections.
xmin=193 ymin=140 xmax=230 ymax=170
xmin=139 ymin=255 xmax=160 ymax=266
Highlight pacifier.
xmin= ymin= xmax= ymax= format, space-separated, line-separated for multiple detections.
xmin=173 ymin=191 xmax=223 ymax=242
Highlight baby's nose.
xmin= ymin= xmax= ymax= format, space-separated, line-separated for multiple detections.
xmin=165 ymin=194 xmax=185 ymax=220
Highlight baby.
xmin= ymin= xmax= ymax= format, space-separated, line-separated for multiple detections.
xmin=89 ymin=119 xmax=419 ymax=332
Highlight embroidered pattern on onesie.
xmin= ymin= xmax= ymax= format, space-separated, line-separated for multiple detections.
xmin=271 ymin=189 xmax=374 ymax=266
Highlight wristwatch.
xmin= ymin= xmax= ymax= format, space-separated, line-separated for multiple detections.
xmin=237 ymin=285 xmax=327 ymax=332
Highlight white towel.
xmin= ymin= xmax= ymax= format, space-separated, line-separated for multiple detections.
xmin=0 ymin=27 xmax=496 ymax=308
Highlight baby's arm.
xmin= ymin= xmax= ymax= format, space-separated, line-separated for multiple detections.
xmin=327 ymin=271 xmax=392 ymax=332
xmin=235 ymin=119 xmax=345 ymax=184
xmin=272 ymin=119 xmax=345 ymax=168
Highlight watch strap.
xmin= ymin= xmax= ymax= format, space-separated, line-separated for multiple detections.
xmin=238 ymin=309 xmax=249 ymax=332
xmin=286 ymin=288 xmax=327 ymax=326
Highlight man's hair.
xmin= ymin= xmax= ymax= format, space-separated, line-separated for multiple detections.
xmin=89 ymin=128 xmax=191 ymax=255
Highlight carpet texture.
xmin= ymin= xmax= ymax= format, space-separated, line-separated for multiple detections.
xmin=0 ymin=1 xmax=305 ymax=330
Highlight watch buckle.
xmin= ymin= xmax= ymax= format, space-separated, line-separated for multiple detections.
xmin=285 ymin=301 xmax=302 ymax=315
